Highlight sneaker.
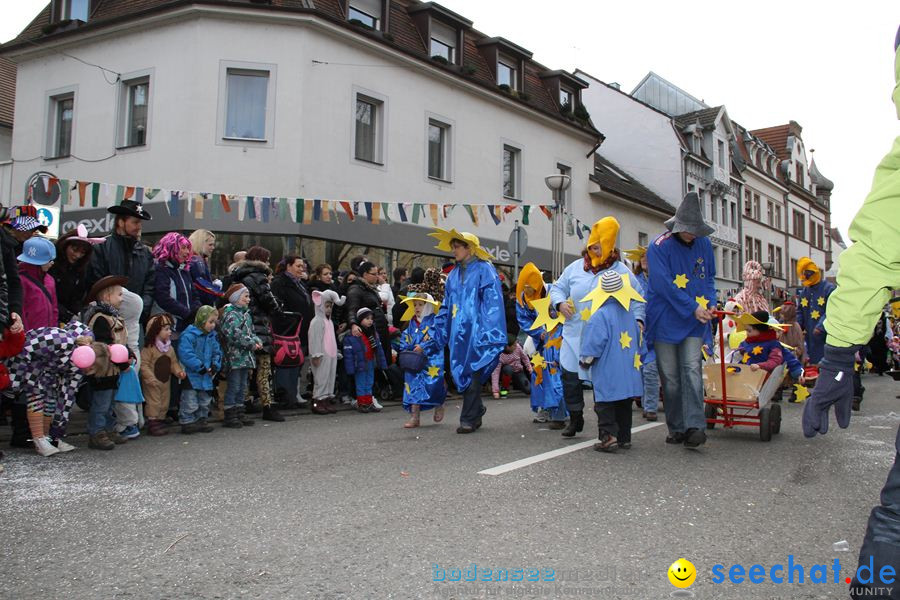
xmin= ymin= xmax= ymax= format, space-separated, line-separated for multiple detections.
xmin=88 ymin=431 xmax=115 ymax=450
xmin=499 ymin=389 xmax=508 ymax=397
xmin=350 ymin=398 xmax=359 ymax=409
xmin=532 ymin=409 xmax=549 ymax=423
xmin=665 ymin=432 xmax=686 ymax=445
xmin=52 ymin=439 xmax=77 ymax=453
xmin=683 ymin=428 xmax=706 ymax=449
xmin=372 ymin=398 xmax=384 ymax=410
xmin=107 ymin=430 xmax=128 ymax=445
xmin=121 ymin=425 xmax=140 ymax=440
xmin=340 ymin=395 xmax=354 ymax=405
xmin=33 ymin=436 xmax=60 ymax=457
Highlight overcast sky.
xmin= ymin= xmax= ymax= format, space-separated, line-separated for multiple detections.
xmin=2 ymin=1 xmax=898 ymax=241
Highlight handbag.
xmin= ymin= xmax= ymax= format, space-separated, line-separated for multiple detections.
xmin=273 ymin=316 xmax=304 ymax=368
xmin=397 ymin=350 xmax=426 ymax=373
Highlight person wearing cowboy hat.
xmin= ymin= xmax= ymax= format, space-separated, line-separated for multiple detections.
xmin=795 ymin=256 xmax=835 ymax=365
xmin=87 ymin=199 xmax=155 ymax=365
xmin=549 ymin=216 xmax=646 ymax=438
xmin=645 ymin=191 xmax=716 ymax=449
xmin=50 ymin=224 xmax=104 ymax=324
xmin=420 ymin=229 xmax=506 ymax=434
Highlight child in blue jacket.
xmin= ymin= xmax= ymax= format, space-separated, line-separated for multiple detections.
xmin=343 ymin=308 xmax=387 ymax=413
xmin=177 ymin=306 xmax=222 ymax=433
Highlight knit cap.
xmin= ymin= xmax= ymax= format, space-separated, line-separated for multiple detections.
xmin=356 ymin=307 xmax=373 ymax=321
xmin=600 ymin=270 xmax=623 ymax=293
xmin=225 ymin=283 xmax=247 ymax=305
xmin=195 ymin=305 xmax=218 ymax=328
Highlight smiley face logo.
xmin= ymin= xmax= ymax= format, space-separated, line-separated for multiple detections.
xmin=668 ymin=558 xmax=696 ymax=588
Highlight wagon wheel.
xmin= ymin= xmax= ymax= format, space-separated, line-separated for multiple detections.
xmin=758 ymin=407 xmax=772 ymax=442
xmin=704 ymin=403 xmax=717 ymax=429
xmin=770 ymin=403 xmax=782 ymax=435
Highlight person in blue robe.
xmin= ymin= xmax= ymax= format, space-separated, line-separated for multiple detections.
xmin=795 ymin=257 xmax=836 ymax=365
xmin=395 ymin=292 xmax=446 ymax=428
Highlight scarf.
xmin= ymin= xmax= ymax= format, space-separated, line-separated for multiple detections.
xmin=360 ymin=324 xmax=377 ymax=360
xmin=155 ymin=339 xmax=172 ymax=354
xmin=582 ymin=251 xmax=615 ymax=275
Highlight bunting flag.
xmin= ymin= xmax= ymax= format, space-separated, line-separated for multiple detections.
xmin=539 ymin=206 xmax=554 ymax=220
xmin=521 ymin=205 xmax=530 ymax=225
xmin=124 ymin=186 xmax=135 ymax=201
xmin=487 ymin=205 xmax=501 ymax=225
xmin=114 ymin=185 xmax=125 ymax=206
xmin=254 ymin=197 xmax=263 ymax=222
xmin=340 ymin=201 xmax=355 ymax=221
xmin=210 ymin=194 xmax=221 ymax=220
xmin=193 ymin=194 xmax=204 ymax=219
xmin=380 ymin=203 xmax=392 ymax=224
xmin=575 ymin=219 xmax=584 ymax=240
xmin=313 ymin=199 xmax=322 ymax=222
xmin=411 ymin=203 xmax=422 ymax=224
xmin=145 ymin=188 xmax=160 ymax=200
xmin=397 ymin=203 xmax=408 ymax=222
xmin=303 ymin=200 xmax=313 ymax=225
xmin=91 ymin=183 xmax=100 ymax=208
xmin=135 ymin=187 xmax=144 ymax=204
xmin=77 ymin=181 xmax=88 ymax=206
xmin=278 ymin=197 xmax=289 ymax=221
xmin=222 ymin=194 xmax=233 ymax=213
xmin=237 ymin=197 xmax=246 ymax=222
xmin=429 ymin=203 xmax=439 ymax=226
xmin=294 ymin=198 xmax=303 ymax=224
xmin=503 ymin=205 xmax=517 ymax=215
xmin=261 ymin=197 xmax=270 ymax=223
xmin=59 ymin=179 xmax=70 ymax=205
xmin=464 ymin=204 xmax=479 ymax=226
xmin=168 ymin=191 xmax=180 ymax=217
xmin=246 ymin=196 xmax=256 ymax=221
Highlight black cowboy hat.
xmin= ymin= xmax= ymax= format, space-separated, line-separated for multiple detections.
xmin=86 ymin=275 xmax=129 ymax=303
xmin=108 ymin=199 xmax=152 ymax=221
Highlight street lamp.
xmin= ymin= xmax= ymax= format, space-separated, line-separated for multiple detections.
xmin=545 ymin=174 xmax=571 ymax=280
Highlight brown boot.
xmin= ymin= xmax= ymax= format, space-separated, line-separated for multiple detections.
xmin=322 ymin=397 xmax=338 ymax=414
xmin=107 ymin=430 xmax=128 ymax=445
xmin=88 ymin=431 xmax=115 ymax=450
xmin=311 ymin=398 xmax=330 ymax=415
xmin=147 ymin=419 xmax=169 ymax=436
xmin=404 ymin=405 xmax=421 ymax=428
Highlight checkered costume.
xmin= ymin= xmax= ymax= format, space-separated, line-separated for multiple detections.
xmin=4 ymin=321 xmax=93 ymax=439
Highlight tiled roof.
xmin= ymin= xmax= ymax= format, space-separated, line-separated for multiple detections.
xmin=2 ymin=0 xmax=597 ymax=136
xmin=591 ymin=154 xmax=676 ymax=216
xmin=673 ymin=106 xmax=722 ymax=130
xmin=0 ymin=56 xmax=14 ymax=128
xmin=731 ymin=120 xmax=785 ymax=186
xmin=749 ymin=124 xmax=791 ymax=162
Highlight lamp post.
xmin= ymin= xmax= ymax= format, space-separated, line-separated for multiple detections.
xmin=545 ymin=174 xmax=571 ymax=280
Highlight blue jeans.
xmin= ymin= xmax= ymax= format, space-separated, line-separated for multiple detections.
xmin=224 ymin=369 xmax=250 ymax=409
xmin=354 ymin=362 xmax=375 ymax=396
xmin=275 ymin=365 xmax=300 ymax=403
xmin=179 ymin=390 xmax=212 ymax=424
xmin=88 ymin=388 xmax=116 ymax=435
xmin=641 ymin=360 xmax=660 ymax=412
xmin=655 ymin=337 xmax=704 ymax=433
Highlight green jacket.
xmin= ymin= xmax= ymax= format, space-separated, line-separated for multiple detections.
xmin=219 ymin=305 xmax=261 ymax=370
xmin=825 ymin=40 xmax=900 ymax=347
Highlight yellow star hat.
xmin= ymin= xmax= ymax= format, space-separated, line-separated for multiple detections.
xmin=580 ymin=269 xmax=645 ymax=317
xmin=528 ymin=295 xmax=566 ymax=332
xmin=623 ymin=246 xmax=647 ymax=263
xmin=516 ymin=262 xmax=545 ymax=308
xmin=586 ymin=216 xmax=620 ymax=267
xmin=733 ymin=312 xmax=790 ymax=332
xmin=398 ymin=292 xmax=440 ymax=322
xmin=428 ymin=227 xmax=493 ymax=262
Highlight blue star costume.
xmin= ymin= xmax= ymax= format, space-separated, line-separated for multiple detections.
xmin=396 ymin=311 xmax=446 ymax=412
xmin=796 ymin=257 xmax=835 ymax=364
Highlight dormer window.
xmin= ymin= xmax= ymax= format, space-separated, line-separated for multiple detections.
xmin=497 ymin=56 xmax=517 ymax=89
xmin=559 ymin=87 xmax=573 ymax=111
xmin=348 ymin=0 xmax=383 ymax=30
xmin=429 ymin=20 xmax=457 ymax=63
xmin=52 ymin=0 xmax=90 ymax=22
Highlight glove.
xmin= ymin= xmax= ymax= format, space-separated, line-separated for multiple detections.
xmin=802 ymin=344 xmax=859 ymax=438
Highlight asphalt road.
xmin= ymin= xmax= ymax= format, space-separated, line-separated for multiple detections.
xmin=1 ymin=375 xmax=898 ymax=600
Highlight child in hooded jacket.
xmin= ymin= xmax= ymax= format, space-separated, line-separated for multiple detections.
xmin=18 ymin=237 xmax=59 ymax=331
xmin=177 ymin=306 xmax=222 ymax=434
xmin=140 ymin=314 xmax=186 ymax=436
xmin=218 ymin=284 xmax=261 ymax=428
xmin=343 ymin=307 xmax=387 ymax=412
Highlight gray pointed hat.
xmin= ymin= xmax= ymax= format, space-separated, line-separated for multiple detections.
xmin=665 ymin=192 xmax=715 ymax=237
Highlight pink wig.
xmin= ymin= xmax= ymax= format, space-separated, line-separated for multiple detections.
xmin=152 ymin=232 xmax=192 ymax=264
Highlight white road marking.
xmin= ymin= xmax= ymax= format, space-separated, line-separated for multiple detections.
xmin=478 ymin=422 xmax=666 ymax=476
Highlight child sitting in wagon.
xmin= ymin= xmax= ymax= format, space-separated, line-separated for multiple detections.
xmin=735 ymin=311 xmax=785 ymax=373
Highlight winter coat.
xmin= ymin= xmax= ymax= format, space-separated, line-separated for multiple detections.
xmin=188 ymin=255 xmax=220 ymax=306
xmin=88 ymin=233 xmax=155 ymax=322
xmin=140 ymin=343 xmax=184 ymax=407
xmin=219 ymin=305 xmax=261 ymax=370
xmin=153 ymin=260 xmax=199 ymax=333
xmin=0 ymin=227 xmax=23 ymax=328
xmin=270 ymin=271 xmax=313 ymax=347
xmin=19 ymin=262 xmax=59 ymax=330
xmin=50 ymin=260 xmax=90 ymax=324
xmin=178 ymin=324 xmax=222 ymax=391
xmin=0 ymin=329 xmax=26 ymax=390
xmin=344 ymin=279 xmax=390 ymax=346
xmin=342 ymin=330 xmax=387 ymax=374
xmin=230 ymin=260 xmax=283 ymax=353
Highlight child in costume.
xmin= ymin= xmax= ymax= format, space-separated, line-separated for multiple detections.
xmin=18 ymin=237 xmax=59 ymax=331
xmin=82 ymin=275 xmax=131 ymax=450
xmin=735 ymin=311 xmax=784 ymax=373
xmin=626 ymin=246 xmax=660 ymax=422
xmin=491 ymin=337 xmax=533 ymax=398
xmin=343 ymin=307 xmax=388 ymax=413
xmin=4 ymin=321 xmax=95 ymax=456
xmin=140 ymin=314 xmax=187 ymax=436
xmin=219 ymin=285 xmax=261 ymax=428
xmin=177 ymin=306 xmax=222 ymax=433
xmin=776 ymin=301 xmax=807 ymax=365
xmin=515 ymin=262 xmax=566 ymax=428
xmin=579 ymin=270 xmax=645 ymax=452
xmin=395 ymin=292 xmax=446 ymax=428
xmin=796 ymin=257 xmax=835 ymax=365
xmin=420 ymin=229 xmax=506 ymax=434
xmin=307 ymin=289 xmax=346 ymax=415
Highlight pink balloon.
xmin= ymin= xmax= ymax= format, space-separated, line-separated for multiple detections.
xmin=71 ymin=345 xmax=96 ymax=370
xmin=109 ymin=344 xmax=129 ymax=364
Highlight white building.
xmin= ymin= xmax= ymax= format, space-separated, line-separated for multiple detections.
xmin=2 ymin=0 xmax=635 ymax=275
xmin=0 ymin=57 xmax=14 ymax=196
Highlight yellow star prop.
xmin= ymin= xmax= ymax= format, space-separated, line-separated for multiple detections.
xmin=426 ymin=364 xmax=440 ymax=378
xmin=800 ymin=297 xmax=809 ymax=307
xmin=579 ymin=272 xmax=646 ymax=317
xmin=741 ymin=354 xmax=750 ymax=363
xmin=530 ymin=353 xmax=546 ymax=370
xmin=817 ymin=296 xmax=826 ymax=306
xmin=701 ymin=345 xmax=710 ymax=361
xmin=695 ymin=296 xmax=709 ymax=310
xmin=545 ymin=335 xmax=563 ymax=351
xmin=619 ymin=331 xmax=632 ymax=349
xmin=633 ymin=353 xmax=642 ymax=370
xmin=673 ymin=274 xmax=689 ymax=289
xmin=452 ymin=304 xmax=458 ymax=318
xmin=528 ymin=296 xmax=565 ymax=331
xmin=404 ymin=383 xmax=411 ymax=394
xmin=581 ymin=308 xmax=592 ymax=321
xmin=811 ymin=309 xmax=821 ymax=320
xmin=793 ymin=384 xmax=810 ymax=402
xmin=752 ymin=345 xmax=763 ymax=356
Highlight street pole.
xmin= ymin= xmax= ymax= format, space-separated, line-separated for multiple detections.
xmin=513 ymin=219 xmax=520 ymax=283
